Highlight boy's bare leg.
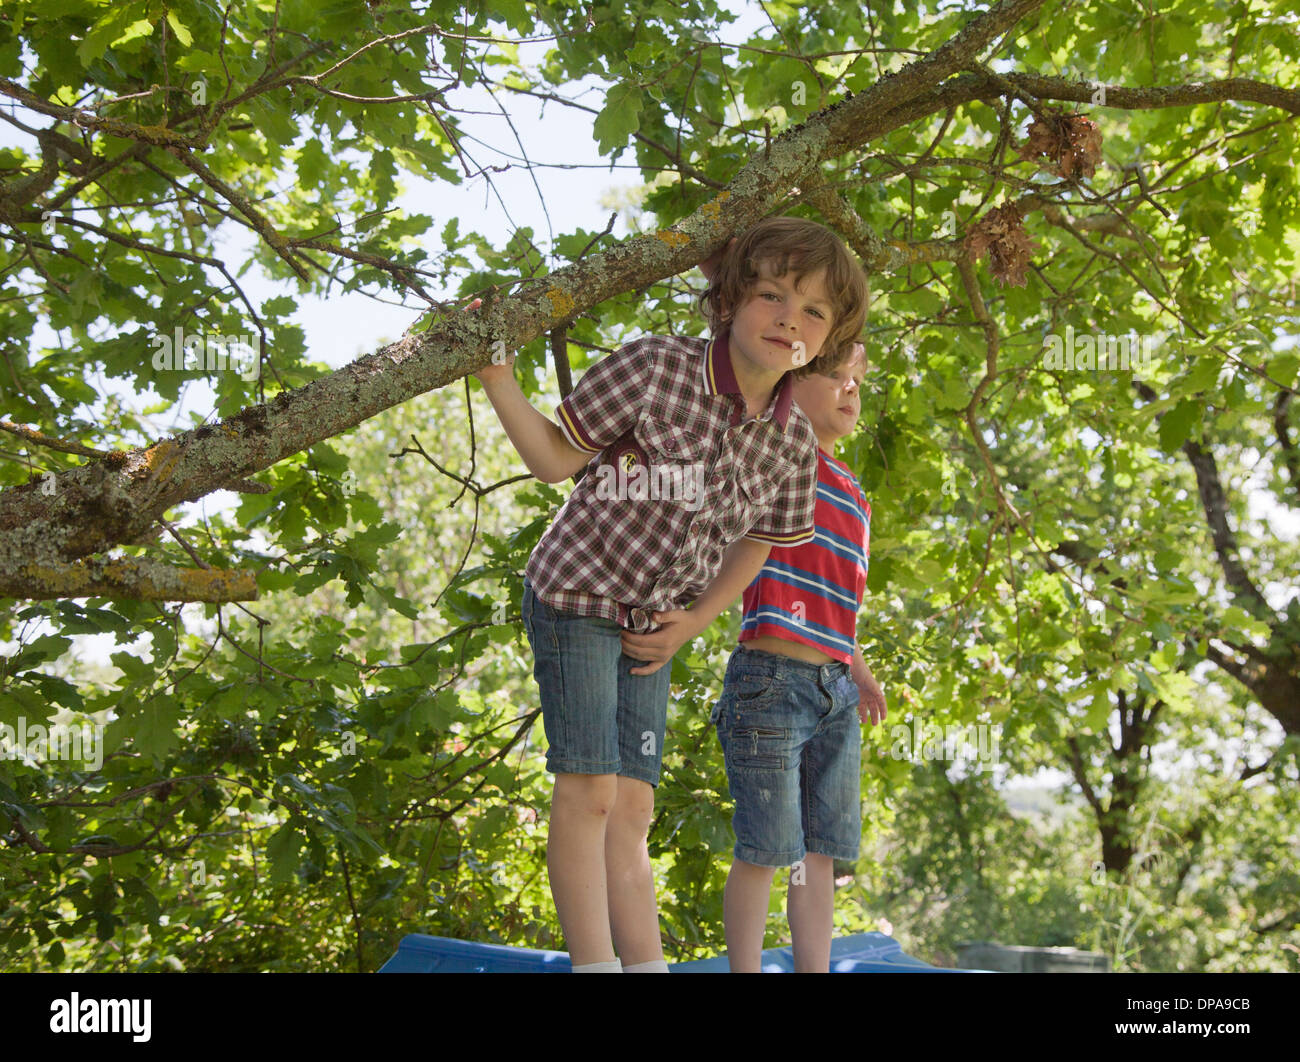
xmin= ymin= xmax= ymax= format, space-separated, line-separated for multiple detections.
xmin=723 ymin=858 xmax=778 ymax=972
xmin=604 ymin=775 xmax=664 ymax=965
xmin=549 ymin=772 xmax=619 ymax=965
xmin=787 ymin=852 xmax=834 ymax=972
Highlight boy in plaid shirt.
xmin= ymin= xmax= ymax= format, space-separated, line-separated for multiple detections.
xmin=475 ymin=217 xmax=868 ymax=972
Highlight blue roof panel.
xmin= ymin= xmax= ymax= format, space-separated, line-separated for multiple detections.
xmin=378 ymin=932 xmax=990 ymax=973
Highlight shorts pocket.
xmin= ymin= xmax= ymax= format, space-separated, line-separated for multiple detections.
xmin=729 ymin=671 xmax=780 ymax=713
xmin=729 ymin=725 xmax=789 ymax=770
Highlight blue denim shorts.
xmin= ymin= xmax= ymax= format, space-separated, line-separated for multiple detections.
xmin=521 ymin=578 xmax=673 ymax=787
xmin=710 ymin=644 xmax=862 ymax=867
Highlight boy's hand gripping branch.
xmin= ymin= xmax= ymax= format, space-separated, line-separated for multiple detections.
xmin=466 ymin=297 xmax=591 ymax=484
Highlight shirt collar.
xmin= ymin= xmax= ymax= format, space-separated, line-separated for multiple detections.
xmin=703 ymin=329 xmax=795 ymax=431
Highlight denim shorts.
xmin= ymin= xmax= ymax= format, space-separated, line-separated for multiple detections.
xmin=710 ymin=644 xmax=862 ymax=867
xmin=521 ymin=578 xmax=673 ymax=787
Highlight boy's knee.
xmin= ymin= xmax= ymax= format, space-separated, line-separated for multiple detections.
xmin=554 ymin=773 xmax=620 ymax=818
xmin=608 ymin=778 xmax=655 ymax=837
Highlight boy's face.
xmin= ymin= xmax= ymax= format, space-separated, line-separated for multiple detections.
xmin=792 ymin=343 xmax=866 ymax=446
xmin=726 ymin=260 xmax=833 ymax=378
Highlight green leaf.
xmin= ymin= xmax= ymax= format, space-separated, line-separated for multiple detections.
xmin=1269 ymin=353 xmax=1299 ymax=390
xmin=1183 ymin=355 xmax=1220 ymax=392
xmin=165 ymin=10 xmax=194 ymax=48
xmin=133 ymin=699 xmax=184 ymax=758
xmin=592 ymin=82 xmax=643 ymax=155
xmin=1084 ymin=685 xmax=1111 ymax=731
xmin=76 ymin=5 xmax=153 ymax=65
xmin=1157 ymin=398 xmax=1200 ymax=452
xmin=267 ymin=823 xmax=303 ymax=885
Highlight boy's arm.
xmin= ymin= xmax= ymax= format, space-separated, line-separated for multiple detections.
xmin=620 ymin=538 xmax=771 ymax=676
xmin=476 ymin=363 xmax=593 ymax=484
xmin=688 ymin=537 xmax=772 ymax=628
xmin=851 ymin=642 xmax=887 ymax=725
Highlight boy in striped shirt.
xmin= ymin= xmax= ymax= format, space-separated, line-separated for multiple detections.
xmin=709 ymin=341 xmax=888 ymax=972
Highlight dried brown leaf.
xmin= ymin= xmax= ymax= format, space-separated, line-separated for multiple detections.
xmin=1017 ymin=112 xmax=1105 ymax=180
xmin=964 ymin=202 xmax=1036 ymax=287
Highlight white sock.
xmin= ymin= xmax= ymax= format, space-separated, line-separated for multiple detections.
xmin=621 ymin=959 xmax=670 ymax=973
xmin=571 ymin=959 xmax=623 ymax=973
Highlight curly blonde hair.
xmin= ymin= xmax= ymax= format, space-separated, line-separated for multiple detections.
xmin=698 ymin=216 xmax=869 ymax=378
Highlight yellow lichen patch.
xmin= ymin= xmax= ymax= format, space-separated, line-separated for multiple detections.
xmin=20 ymin=562 xmax=78 ymax=590
xmin=545 ymin=286 xmax=576 ymax=318
xmin=180 ymin=566 xmax=259 ymax=600
xmin=654 ymin=229 xmax=691 ymax=248
xmin=141 ymin=439 xmax=182 ymax=481
xmin=889 ymin=240 xmax=923 ymax=263
xmin=99 ymin=559 xmax=147 ymax=588
xmin=19 ymin=558 xmax=258 ymax=601
xmin=699 ymin=190 xmax=731 ymax=220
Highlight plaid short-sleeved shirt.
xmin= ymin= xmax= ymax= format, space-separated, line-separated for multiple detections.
xmin=524 ymin=330 xmax=820 ymax=633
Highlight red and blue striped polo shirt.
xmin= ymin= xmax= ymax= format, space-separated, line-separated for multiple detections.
xmin=738 ymin=448 xmax=871 ymax=664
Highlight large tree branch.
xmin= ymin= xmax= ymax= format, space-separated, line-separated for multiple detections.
xmin=997 ymin=72 xmax=1300 ymax=117
xmin=1273 ymin=391 xmax=1300 ymax=506
xmin=1064 ymin=734 xmax=1105 ymax=822
xmin=1199 ymin=638 xmax=1300 ymax=735
xmin=1180 ymin=436 xmax=1274 ymax=619
xmin=0 ymin=555 xmax=256 ymax=602
xmin=801 ymin=168 xmax=965 ymax=271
